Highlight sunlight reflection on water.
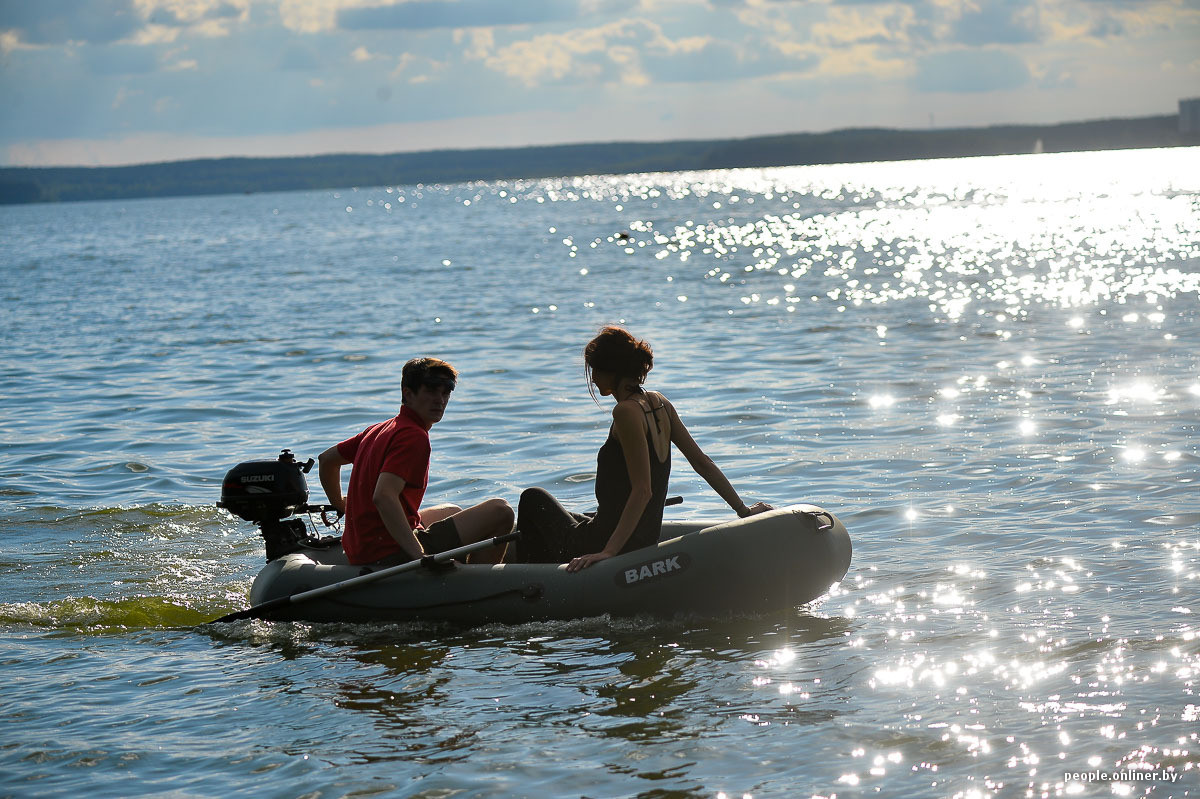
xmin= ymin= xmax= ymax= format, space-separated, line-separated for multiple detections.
xmin=573 ymin=149 xmax=1200 ymax=325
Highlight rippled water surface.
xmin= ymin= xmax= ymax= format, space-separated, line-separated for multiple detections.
xmin=2 ymin=148 xmax=1198 ymax=797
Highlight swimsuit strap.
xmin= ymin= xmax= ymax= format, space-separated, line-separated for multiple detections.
xmin=630 ymin=390 xmax=670 ymax=465
xmin=638 ymin=390 xmax=666 ymax=435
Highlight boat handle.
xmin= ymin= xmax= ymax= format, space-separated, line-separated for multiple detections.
xmin=805 ymin=511 xmax=834 ymax=531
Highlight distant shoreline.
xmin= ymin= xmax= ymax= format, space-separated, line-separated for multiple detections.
xmin=1 ymin=113 xmax=1193 ymax=206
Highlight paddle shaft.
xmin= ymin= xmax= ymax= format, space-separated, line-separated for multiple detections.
xmin=210 ymin=531 xmax=519 ymax=624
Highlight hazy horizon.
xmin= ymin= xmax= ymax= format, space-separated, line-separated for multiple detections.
xmin=5 ymin=109 xmax=1185 ymax=172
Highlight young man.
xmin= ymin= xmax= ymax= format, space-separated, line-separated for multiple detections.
xmin=318 ymin=357 xmax=512 ymax=567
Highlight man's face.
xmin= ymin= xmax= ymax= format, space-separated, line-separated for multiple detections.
xmin=406 ymin=379 xmax=454 ymax=425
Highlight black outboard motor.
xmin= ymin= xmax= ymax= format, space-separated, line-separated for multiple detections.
xmin=218 ymin=449 xmax=341 ymax=562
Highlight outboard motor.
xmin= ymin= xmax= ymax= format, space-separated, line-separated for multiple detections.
xmin=218 ymin=449 xmax=341 ymax=562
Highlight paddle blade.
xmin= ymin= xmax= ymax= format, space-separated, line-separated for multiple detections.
xmin=208 ymin=594 xmax=291 ymax=624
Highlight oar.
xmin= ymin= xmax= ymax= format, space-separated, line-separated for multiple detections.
xmin=209 ymin=531 xmax=519 ymax=624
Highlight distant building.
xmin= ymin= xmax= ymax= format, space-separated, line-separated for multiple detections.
xmin=1181 ymin=98 xmax=1200 ymax=134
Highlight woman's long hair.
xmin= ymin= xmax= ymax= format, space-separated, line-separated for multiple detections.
xmin=584 ymin=326 xmax=653 ymax=401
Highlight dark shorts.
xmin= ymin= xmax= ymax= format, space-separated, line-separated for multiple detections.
xmin=364 ymin=517 xmax=461 ymax=570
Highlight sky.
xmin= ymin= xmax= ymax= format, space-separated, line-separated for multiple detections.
xmin=1 ymin=0 xmax=1198 ymax=167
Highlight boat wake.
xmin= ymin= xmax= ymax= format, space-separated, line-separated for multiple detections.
xmin=1 ymin=595 xmax=224 ymax=631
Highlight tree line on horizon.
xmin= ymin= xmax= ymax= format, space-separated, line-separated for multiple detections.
xmin=0 ymin=114 xmax=1191 ymax=205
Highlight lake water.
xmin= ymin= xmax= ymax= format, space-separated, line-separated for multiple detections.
xmin=2 ymin=147 xmax=1198 ymax=798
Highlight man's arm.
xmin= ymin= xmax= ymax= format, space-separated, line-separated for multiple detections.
xmin=318 ymin=446 xmax=349 ymax=514
xmin=373 ymin=471 xmax=424 ymax=560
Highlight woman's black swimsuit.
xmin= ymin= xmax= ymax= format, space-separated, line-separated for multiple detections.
xmin=513 ymin=393 xmax=671 ymax=563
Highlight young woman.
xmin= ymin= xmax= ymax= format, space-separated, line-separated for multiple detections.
xmin=512 ymin=326 xmax=773 ymax=572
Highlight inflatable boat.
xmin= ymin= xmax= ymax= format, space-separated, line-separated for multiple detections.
xmin=216 ymin=451 xmax=852 ymax=625
xmin=243 ymin=505 xmax=850 ymax=624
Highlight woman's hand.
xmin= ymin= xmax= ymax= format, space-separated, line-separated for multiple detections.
xmin=567 ymin=551 xmax=614 ymax=572
xmin=738 ymin=501 xmax=774 ymax=517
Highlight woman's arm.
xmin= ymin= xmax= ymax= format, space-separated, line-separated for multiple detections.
xmin=567 ymin=401 xmax=654 ymax=572
xmin=663 ymin=397 xmax=772 ymax=517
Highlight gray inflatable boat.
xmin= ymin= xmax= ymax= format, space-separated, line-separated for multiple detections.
xmin=246 ymin=504 xmax=851 ymax=624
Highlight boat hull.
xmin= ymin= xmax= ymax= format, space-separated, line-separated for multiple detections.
xmin=247 ymin=504 xmax=851 ymax=624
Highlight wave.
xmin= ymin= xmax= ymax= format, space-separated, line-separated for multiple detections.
xmin=0 ymin=595 xmax=220 ymax=631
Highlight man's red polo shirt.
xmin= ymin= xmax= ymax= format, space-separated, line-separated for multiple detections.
xmin=337 ymin=405 xmax=430 ymax=564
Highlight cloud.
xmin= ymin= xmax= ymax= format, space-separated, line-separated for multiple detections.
xmin=1086 ymin=15 xmax=1126 ymax=37
xmin=0 ymin=0 xmax=143 ymax=45
xmin=644 ymin=37 xmax=816 ymax=83
xmin=390 ymin=51 xmax=447 ymax=81
xmin=811 ymin=4 xmax=921 ymax=48
xmin=1033 ymin=60 xmax=1077 ymax=89
xmin=129 ymin=24 xmax=183 ymax=45
xmin=813 ymin=43 xmax=911 ymax=78
xmin=818 ymin=0 xmax=1155 ymax=49
xmin=277 ymin=0 xmax=344 ymax=33
xmin=483 ymin=23 xmax=618 ymax=86
xmin=141 ymin=0 xmax=246 ymax=25
xmin=207 ymin=2 xmax=245 ymax=20
xmin=455 ymin=27 xmax=495 ymax=59
xmin=1074 ymin=0 xmax=1190 ymax=38
xmin=0 ymin=0 xmax=247 ymax=45
xmin=483 ymin=17 xmax=812 ymax=87
xmin=913 ymin=48 xmax=1031 ymax=93
xmin=953 ymin=0 xmax=1041 ymax=46
xmin=0 ymin=30 xmax=18 ymax=56
xmin=792 ymin=5 xmax=923 ymax=78
xmin=338 ymin=0 xmax=586 ymax=31
xmin=111 ymin=85 xmax=142 ymax=109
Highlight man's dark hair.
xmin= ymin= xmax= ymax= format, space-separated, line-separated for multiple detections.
xmin=401 ymin=357 xmax=458 ymax=402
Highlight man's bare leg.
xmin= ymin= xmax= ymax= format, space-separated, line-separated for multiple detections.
xmin=420 ymin=504 xmax=462 ymax=526
xmin=428 ymin=499 xmax=513 ymax=563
